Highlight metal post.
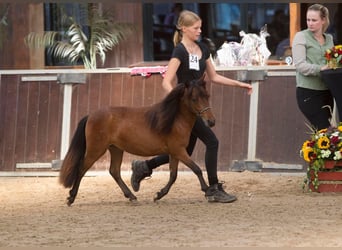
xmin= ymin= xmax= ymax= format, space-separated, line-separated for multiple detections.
xmin=247 ymin=80 xmax=259 ymax=160
xmin=60 ymin=84 xmax=73 ymax=159
xmin=57 ymin=73 xmax=86 ymax=162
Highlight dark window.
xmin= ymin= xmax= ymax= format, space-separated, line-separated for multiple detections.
xmin=145 ymin=3 xmax=290 ymax=61
xmin=44 ymin=3 xmax=89 ymax=66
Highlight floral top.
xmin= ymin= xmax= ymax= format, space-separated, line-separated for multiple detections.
xmin=292 ymin=29 xmax=334 ymax=90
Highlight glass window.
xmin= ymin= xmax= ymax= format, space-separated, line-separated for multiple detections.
xmin=150 ymin=3 xmax=198 ymax=61
xmin=213 ymin=3 xmax=241 ymax=42
xmin=146 ymin=3 xmax=290 ymax=61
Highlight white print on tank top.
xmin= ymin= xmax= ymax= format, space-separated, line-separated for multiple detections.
xmin=189 ymin=54 xmax=199 ymax=71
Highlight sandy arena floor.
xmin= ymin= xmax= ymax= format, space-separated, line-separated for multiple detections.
xmin=1 ymin=170 xmax=342 ymax=247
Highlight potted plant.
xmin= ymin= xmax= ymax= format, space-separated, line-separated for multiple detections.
xmin=301 ymin=122 xmax=342 ymax=192
xmin=24 ymin=5 xmax=134 ymax=69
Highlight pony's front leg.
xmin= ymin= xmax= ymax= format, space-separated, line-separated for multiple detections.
xmin=179 ymin=155 xmax=209 ymax=193
xmin=186 ymin=160 xmax=209 ymax=192
xmin=108 ymin=146 xmax=137 ymax=202
xmin=154 ymin=156 xmax=178 ymax=201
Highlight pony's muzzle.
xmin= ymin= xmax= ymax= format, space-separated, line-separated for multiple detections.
xmin=202 ymin=117 xmax=215 ymax=127
xmin=207 ymin=119 xmax=215 ymax=127
xmin=198 ymin=107 xmax=215 ymax=127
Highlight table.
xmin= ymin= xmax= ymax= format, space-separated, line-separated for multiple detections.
xmin=321 ymin=68 xmax=342 ymax=120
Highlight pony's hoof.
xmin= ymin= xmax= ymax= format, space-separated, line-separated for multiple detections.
xmin=129 ymin=197 xmax=138 ymax=202
xmin=66 ymin=197 xmax=74 ymax=206
xmin=153 ymin=192 xmax=163 ymax=202
xmin=130 ymin=199 xmax=139 ymax=206
xmin=202 ymin=185 xmax=209 ymax=192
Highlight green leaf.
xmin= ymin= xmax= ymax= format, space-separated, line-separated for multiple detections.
xmin=24 ymin=4 xmax=134 ymax=69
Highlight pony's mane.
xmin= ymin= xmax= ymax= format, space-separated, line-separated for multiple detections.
xmin=146 ymin=83 xmax=187 ymax=134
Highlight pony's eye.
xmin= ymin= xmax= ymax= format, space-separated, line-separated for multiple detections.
xmin=200 ymin=93 xmax=209 ymax=99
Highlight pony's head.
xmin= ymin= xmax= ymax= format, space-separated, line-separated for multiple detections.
xmin=146 ymin=75 xmax=215 ymax=135
xmin=184 ymin=76 xmax=215 ymax=127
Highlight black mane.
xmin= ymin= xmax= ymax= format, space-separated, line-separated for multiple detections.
xmin=145 ymin=83 xmax=186 ymax=134
xmin=146 ymin=77 xmax=207 ymax=135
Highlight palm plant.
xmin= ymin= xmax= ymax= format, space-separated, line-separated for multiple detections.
xmin=0 ymin=4 xmax=9 ymax=50
xmin=25 ymin=5 xmax=134 ymax=69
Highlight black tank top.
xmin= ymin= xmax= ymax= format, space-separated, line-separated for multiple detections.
xmin=171 ymin=41 xmax=210 ymax=84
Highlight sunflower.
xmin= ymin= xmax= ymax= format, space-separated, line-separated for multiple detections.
xmin=301 ymin=140 xmax=311 ymax=150
xmin=338 ymin=125 xmax=342 ymax=132
xmin=318 ymin=128 xmax=328 ymax=134
xmin=302 ymin=147 xmax=314 ymax=162
xmin=317 ymin=136 xmax=330 ymax=149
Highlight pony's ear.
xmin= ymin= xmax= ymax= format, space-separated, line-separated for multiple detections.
xmin=184 ymin=81 xmax=190 ymax=88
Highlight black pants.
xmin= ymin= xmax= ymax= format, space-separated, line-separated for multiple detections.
xmin=146 ymin=117 xmax=219 ymax=186
xmin=296 ymin=87 xmax=334 ymax=130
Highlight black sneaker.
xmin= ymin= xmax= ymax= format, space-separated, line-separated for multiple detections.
xmin=131 ymin=160 xmax=152 ymax=192
xmin=205 ymin=183 xmax=237 ymax=203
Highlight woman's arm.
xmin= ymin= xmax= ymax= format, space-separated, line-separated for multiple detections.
xmin=205 ymin=58 xmax=253 ymax=95
xmin=292 ymin=32 xmax=327 ymax=75
xmin=161 ymin=58 xmax=180 ymax=93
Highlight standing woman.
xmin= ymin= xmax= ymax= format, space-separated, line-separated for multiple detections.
xmin=292 ymin=4 xmax=334 ymax=130
xmin=131 ymin=10 xmax=252 ymax=203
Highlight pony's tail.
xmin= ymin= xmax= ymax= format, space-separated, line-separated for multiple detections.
xmin=59 ymin=116 xmax=88 ymax=188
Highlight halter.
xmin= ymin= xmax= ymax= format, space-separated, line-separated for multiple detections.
xmin=197 ymin=106 xmax=211 ymax=115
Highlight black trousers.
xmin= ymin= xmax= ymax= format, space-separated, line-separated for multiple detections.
xmin=296 ymin=87 xmax=334 ymax=130
xmin=146 ymin=116 xmax=219 ymax=186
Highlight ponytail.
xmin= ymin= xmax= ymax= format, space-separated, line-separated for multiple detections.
xmin=173 ymin=28 xmax=182 ymax=46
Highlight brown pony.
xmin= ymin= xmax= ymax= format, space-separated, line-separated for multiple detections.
xmin=59 ymin=77 xmax=215 ymax=206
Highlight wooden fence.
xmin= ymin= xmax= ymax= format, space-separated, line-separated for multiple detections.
xmin=0 ymin=67 xmax=308 ymax=172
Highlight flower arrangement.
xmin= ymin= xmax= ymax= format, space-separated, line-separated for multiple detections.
xmin=324 ymin=45 xmax=342 ymax=69
xmin=301 ymin=122 xmax=342 ymax=190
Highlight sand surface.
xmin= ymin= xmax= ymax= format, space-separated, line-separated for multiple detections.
xmin=1 ymin=171 xmax=342 ymax=247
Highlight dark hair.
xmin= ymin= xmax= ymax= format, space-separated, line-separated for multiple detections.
xmin=308 ymin=4 xmax=330 ymax=32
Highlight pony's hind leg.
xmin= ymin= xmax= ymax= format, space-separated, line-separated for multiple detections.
xmin=67 ymin=149 xmax=107 ymax=206
xmin=67 ymin=169 xmax=83 ymax=206
xmin=154 ymin=156 xmax=178 ymax=201
xmin=108 ymin=145 xmax=137 ymax=202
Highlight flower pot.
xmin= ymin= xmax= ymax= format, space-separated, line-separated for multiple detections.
xmin=309 ymin=160 xmax=342 ymax=192
xmin=322 ymin=160 xmax=342 ymax=169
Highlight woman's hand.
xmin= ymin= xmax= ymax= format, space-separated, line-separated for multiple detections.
xmin=321 ymin=64 xmax=330 ymax=71
xmin=241 ymin=82 xmax=253 ymax=95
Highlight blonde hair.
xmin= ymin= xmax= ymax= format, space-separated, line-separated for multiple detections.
xmin=308 ymin=4 xmax=330 ymax=33
xmin=173 ymin=10 xmax=201 ymax=46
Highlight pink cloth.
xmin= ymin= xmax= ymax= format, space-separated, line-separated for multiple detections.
xmin=130 ymin=66 xmax=167 ymax=78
